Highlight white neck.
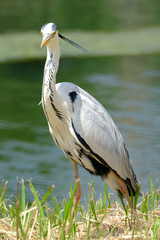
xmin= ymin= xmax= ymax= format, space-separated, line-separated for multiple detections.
xmin=46 ymin=41 xmax=60 ymax=74
xmin=42 ymin=39 xmax=60 ymax=98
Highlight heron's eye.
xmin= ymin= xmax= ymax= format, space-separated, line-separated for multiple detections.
xmin=40 ymin=31 xmax=43 ymax=36
xmin=51 ymin=31 xmax=56 ymax=38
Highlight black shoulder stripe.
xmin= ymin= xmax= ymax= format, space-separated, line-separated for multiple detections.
xmin=71 ymin=119 xmax=125 ymax=180
xmin=71 ymin=119 xmax=109 ymax=167
xmin=71 ymin=119 xmax=90 ymax=150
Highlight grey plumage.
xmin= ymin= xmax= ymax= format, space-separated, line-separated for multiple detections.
xmin=40 ymin=22 xmax=139 ymax=198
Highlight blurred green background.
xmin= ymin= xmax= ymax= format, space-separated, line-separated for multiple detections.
xmin=0 ymin=0 xmax=160 ymax=202
xmin=1 ymin=0 xmax=160 ymax=32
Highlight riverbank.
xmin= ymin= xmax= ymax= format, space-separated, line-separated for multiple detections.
xmin=0 ymin=26 xmax=160 ymax=63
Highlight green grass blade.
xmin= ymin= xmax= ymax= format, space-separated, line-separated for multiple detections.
xmin=9 ymin=204 xmax=16 ymax=218
xmin=0 ymin=181 xmax=8 ymax=203
xmin=156 ymin=192 xmax=159 ymax=207
xmin=0 ymin=181 xmax=8 ymax=214
xmin=14 ymin=198 xmax=25 ymax=239
xmin=132 ymin=226 xmax=135 ymax=240
xmin=0 ymin=180 xmax=4 ymax=195
xmin=40 ymin=184 xmax=54 ymax=204
xmin=150 ymin=174 xmax=157 ymax=211
xmin=50 ymin=192 xmax=62 ymax=218
xmin=104 ymin=184 xmax=107 ymax=209
xmin=90 ymin=199 xmax=99 ymax=231
xmin=118 ymin=193 xmax=127 ymax=215
xmin=134 ymin=182 xmax=141 ymax=209
xmin=29 ymin=181 xmax=47 ymax=238
xmin=150 ymin=173 xmax=153 ymax=199
xmin=104 ymin=184 xmax=111 ymax=208
xmin=153 ymin=218 xmax=160 ymax=240
xmin=86 ymin=201 xmax=92 ymax=240
xmin=63 ymin=181 xmax=78 ymax=222
xmin=29 ymin=181 xmax=45 ymax=218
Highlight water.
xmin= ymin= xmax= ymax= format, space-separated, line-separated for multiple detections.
xmin=0 ymin=56 xmax=160 ymax=202
xmin=0 ymin=0 xmax=160 ymax=203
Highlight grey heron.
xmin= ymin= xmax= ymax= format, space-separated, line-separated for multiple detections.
xmin=40 ymin=23 xmax=140 ymax=222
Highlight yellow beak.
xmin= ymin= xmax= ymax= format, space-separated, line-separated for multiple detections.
xmin=40 ymin=36 xmax=50 ymax=48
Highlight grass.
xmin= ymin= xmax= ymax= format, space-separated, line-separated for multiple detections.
xmin=0 ymin=176 xmax=159 ymax=239
xmin=0 ymin=26 xmax=160 ymax=63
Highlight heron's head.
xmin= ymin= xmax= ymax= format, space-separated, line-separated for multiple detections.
xmin=40 ymin=23 xmax=87 ymax=52
xmin=40 ymin=23 xmax=58 ymax=48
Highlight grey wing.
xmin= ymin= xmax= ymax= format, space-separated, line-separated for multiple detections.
xmin=69 ymin=86 xmax=137 ymax=190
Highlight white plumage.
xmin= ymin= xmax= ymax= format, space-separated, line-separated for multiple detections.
xmin=40 ymin=23 xmax=140 ymax=219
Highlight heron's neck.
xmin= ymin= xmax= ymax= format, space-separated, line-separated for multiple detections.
xmin=42 ymin=44 xmax=60 ymax=98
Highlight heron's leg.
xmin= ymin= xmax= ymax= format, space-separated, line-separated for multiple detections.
xmin=71 ymin=161 xmax=81 ymax=218
xmin=112 ymin=171 xmax=141 ymax=226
